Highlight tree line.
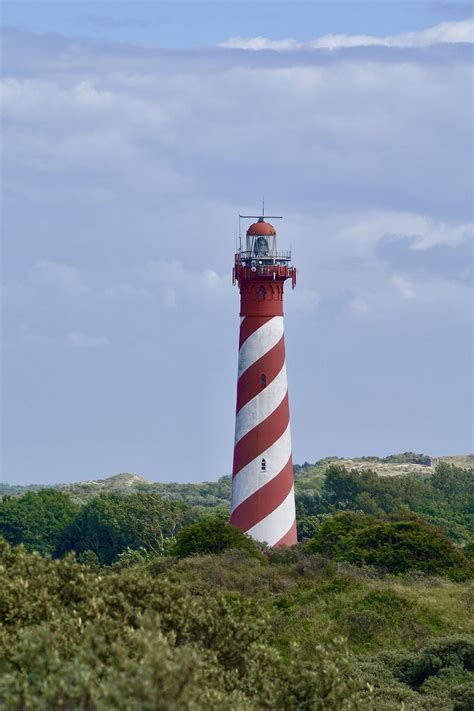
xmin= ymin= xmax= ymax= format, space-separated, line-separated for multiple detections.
xmin=0 ymin=462 xmax=472 ymax=578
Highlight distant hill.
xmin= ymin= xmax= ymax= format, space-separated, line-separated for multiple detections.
xmin=0 ymin=473 xmax=151 ymax=503
xmin=1 ymin=452 xmax=472 ymax=506
xmin=295 ymin=453 xmax=474 ymax=480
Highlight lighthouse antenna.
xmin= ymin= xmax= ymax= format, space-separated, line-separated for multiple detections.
xmin=239 ymin=215 xmax=282 ymax=219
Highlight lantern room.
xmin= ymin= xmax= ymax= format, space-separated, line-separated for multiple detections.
xmin=233 ymin=212 xmax=296 ymax=289
xmin=239 ymin=217 xmax=291 ymax=267
xmin=246 ymin=218 xmax=277 ymax=257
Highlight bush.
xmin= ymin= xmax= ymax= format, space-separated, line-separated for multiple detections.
xmin=173 ymin=516 xmax=262 ymax=558
xmin=383 ymin=452 xmax=431 ymax=465
xmin=306 ymin=512 xmax=472 ymax=579
xmin=392 ymin=635 xmax=474 ymax=689
xmin=452 ymin=682 xmax=474 ymax=711
xmin=0 ymin=538 xmax=368 ymax=710
xmin=357 ymin=636 xmax=474 ymax=710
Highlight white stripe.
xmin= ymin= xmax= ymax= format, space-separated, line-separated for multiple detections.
xmin=246 ymin=486 xmax=296 ymax=547
xmin=234 ymin=363 xmax=288 ymax=445
xmin=240 ymin=316 xmax=245 ymax=324
xmin=238 ymin=316 xmax=283 ymax=379
xmin=231 ymin=424 xmax=292 ymax=512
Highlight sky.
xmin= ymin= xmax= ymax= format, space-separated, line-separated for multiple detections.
xmin=1 ymin=1 xmax=473 ymax=485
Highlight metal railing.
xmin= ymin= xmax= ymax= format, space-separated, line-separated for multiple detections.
xmin=238 ymin=250 xmax=291 ymax=262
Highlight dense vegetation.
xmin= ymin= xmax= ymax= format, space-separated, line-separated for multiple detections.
xmin=1 ymin=458 xmax=473 ymax=709
xmin=296 ymin=461 xmax=473 ymax=545
xmin=1 ymin=538 xmax=473 ymax=709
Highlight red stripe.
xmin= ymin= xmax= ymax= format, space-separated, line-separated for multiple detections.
xmin=230 ymin=456 xmax=293 ymax=533
xmin=236 ymin=336 xmax=285 ymax=414
xmin=274 ymin=520 xmax=297 ymax=547
xmin=239 ymin=316 xmax=273 ymax=349
xmin=232 ymin=394 xmax=290 ymax=475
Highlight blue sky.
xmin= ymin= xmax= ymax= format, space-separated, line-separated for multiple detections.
xmin=1 ymin=1 xmax=473 ymax=484
xmin=3 ymin=2 xmax=472 ymax=48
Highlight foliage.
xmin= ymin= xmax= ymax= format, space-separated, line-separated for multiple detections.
xmin=0 ymin=489 xmax=79 ymax=555
xmin=383 ymin=452 xmax=432 ymax=465
xmin=321 ymin=465 xmax=428 ymax=513
xmin=297 ymin=514 xmax=322 ymax=541
xmin=3 ymin=457 xmax=472 ymax=546
xmin=356 ymin=635 xmax=474 ymax=709
xmin=430 ymin=463 xmax=474 ymax=514
xmin=2 ymin=530 xmax=474 ymax=709
xmin=306 ymin=512 xmax=472 ymax=579
xmin=391 ymin=635 xmax=474 ymax=689
xmin=57 ymin=492 xmax=192 ymax=563
xmin=313 ymin=462 xmax=474 ymax=543
xmin=0 ymin=538 xmax=368 ymax=710
xmin=2 ymin=456 xmax=473 ymax=707
xmin=173 ymin=516 xmax=262 ymax=558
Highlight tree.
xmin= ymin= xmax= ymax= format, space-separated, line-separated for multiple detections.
xmin=0 ymin=489 xmax=79 ymax=555
xmin=430 ymin=463 xmax=474 ymax=513
xmin=58 ymin=492 xmax=191 ymax=563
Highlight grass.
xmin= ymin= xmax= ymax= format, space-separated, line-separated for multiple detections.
xmin=147 ymin=550 xmax=474 ymax=656
xmin=147 ymin=551 xmax=474 ymax=708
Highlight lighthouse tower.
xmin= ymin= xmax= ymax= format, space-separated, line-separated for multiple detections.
xmin=230 ymin=213 xmax=297 ymax=547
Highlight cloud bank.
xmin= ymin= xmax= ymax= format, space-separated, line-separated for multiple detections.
xmin=220 ymin=19 xmax=474 ymax=50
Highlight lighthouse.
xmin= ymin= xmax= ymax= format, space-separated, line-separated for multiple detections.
xmin=230 ymin=212 xmax=297 ymax=547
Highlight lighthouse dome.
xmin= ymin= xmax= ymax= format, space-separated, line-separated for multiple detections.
xmin=246 ymin=219 xmax=276 ymax=236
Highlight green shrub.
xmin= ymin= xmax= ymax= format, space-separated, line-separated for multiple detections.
xmin=306 ymin=513 xmax=472 ymax=579
xmin=357 ymin=637 xmax=474 ymax=710
xmin=392 ymin=635 xmax=474 ymax=689
xmin=383 ymin=452 xmax=431 ymax=465
xmin=173 ymin=516 xmax=262 ymax=558
xmin=451 ymin=682 xmax=474 ymax=711
xmin=0 ymin=538 xmax=368 ymax=710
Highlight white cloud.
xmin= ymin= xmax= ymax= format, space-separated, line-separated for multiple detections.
xmin=407 ymin=221 xmax=473 ymax=251
xmin=220 ymin=36 xmax=301 ymax=51
xmin=220 ymin=19 xmax=474 ymax=50
xmin=137 ymin=260 xmax=232 ymax=310
xmin=201 ymin=269 xmax=222 ymax=291
xmin=66 ymin=332 xmax=109 ymax=348
xmin=285 ymin=209 xmax=473 ymax=267
xmin=391 ymin=273 xmax=416 ymax=300
xmin=2 ymin=33 xmax=471 ymax=233
xmin=388 ymin=272 xmax=472 ymax=310
xmin=349 ymin=298 xmax=370 ymax=314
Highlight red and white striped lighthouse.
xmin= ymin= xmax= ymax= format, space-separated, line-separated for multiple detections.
xmin=230 ymin=213 xmax=297 ymax=547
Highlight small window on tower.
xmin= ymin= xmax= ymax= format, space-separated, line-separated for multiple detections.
xmin=261 ymin=458 xmax=266 ymax=472
xmin=258 ymin=286 xmax=266 ymax=300
xmin=260 ymin=374 xmax=267 ymax=387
